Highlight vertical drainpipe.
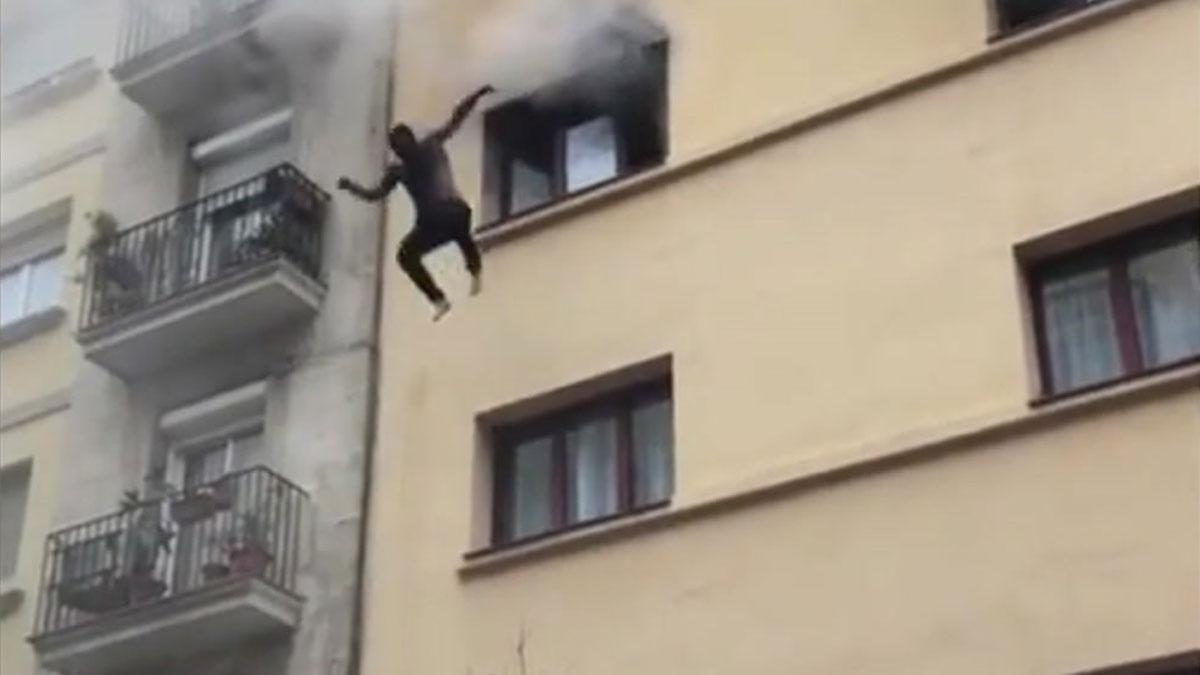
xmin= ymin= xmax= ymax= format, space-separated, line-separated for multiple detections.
xmin=348 ymin=9 xmax=396 ymax=674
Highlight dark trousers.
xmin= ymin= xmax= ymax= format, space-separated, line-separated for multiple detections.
xmin=397 ymin=199 xmax=480 ymax=304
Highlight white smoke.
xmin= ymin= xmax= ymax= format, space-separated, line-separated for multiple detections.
xmin=464 ymin=0 xmax=664 ymax=94
xmin=266 ymin=0 xmax=665 ymax=102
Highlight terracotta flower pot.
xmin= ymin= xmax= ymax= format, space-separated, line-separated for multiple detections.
xmin=229 ymin=545 xmax=273 ymax=577
xmin=201 ymin=562 xmax=232 ymax=582
xmin=170 ymin=483 xmax=234 ymax=525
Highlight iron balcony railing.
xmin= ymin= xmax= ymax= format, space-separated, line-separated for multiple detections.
xmin=80 ymin=163 xmax=328 ymax=332
xmin=116 ymin=0 xmax=269 ymax=68
xmin=31 ymin=466 xmax=307 ymax=638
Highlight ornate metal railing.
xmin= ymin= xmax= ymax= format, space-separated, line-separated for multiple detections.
xmin=115 ymin=0 xmax=270 ymax=68
xmin=31 ymin=466 xmax=307 ymax=638
xmin=80 ymin=163 xmax=327 ymax=332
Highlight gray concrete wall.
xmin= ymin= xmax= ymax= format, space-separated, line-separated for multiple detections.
xmin=53 ymin=5 xmax=392 ymax=674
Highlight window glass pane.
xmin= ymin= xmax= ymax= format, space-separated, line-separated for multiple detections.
xmin=565 ymin=414 xmax=618 ymax=524
xmin=0 ymin=463 xmax=32 ymax=579
xmin=509 ymin=436 xmax=554 ymax=540
xmin=565 ymin=117 xmax=619 ymax=192
xmin=509 ymin=159 xmax=553 ymax=214
xmin=183 ymin=442 xmax=231 ymax=489
xmin=1041 ymin=266 xmax=1123 ymax=392
xmin=27 ymin=254 xmax=62 ymax=313
xmin=632 ymin=395 xmax=674 ymax=506
xmin=1129 ymin=237 xmax=1200 ymax=368
xmin=0 ymin=267 xmax=26 ymax=326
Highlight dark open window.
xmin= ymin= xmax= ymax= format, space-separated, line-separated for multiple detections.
xmin=491 ymin=378 xmax=673 ymax=546
xmin=994 ymin=0 xmax=1110 ymax=33
xmin=482 ymin=41 xmax=668 ymax=223
xmin=1030 ymin=210 xmax=1200 ymax=397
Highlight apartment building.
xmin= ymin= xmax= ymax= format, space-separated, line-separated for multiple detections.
xmin=2 ymin=0 xmax=391 ymax=673
xmin=361 ymin=1 xmax=1200 ymax=674
xmin=1 ymin=1 xmax=117 ymax=673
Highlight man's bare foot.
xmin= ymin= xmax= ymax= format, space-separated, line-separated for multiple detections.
xmin=469 ymin=274 xmax=482 ymax=296
xmin=432 ymin=299 xmax=451 ymax=321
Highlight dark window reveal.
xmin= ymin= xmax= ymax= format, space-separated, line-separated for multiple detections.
xmin=492 ymin=379 xmax=673 ymax=546
xmin=1030 ymin=211 xmax=1200 ymax=397
xmin=482 ymin=42 xmax=668 ymax=223
xmin=995 ymin=0 xmax=1110 ymax=33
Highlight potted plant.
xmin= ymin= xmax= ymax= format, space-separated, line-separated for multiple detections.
xmin=228 ymin=511 xmax=274 ymax=577
xmin=73 ymin=211 xmax=146 ymax=319
xmin=119 ymin=490 xmax=172 ymax=604
xmin=57 ymin=490 xmax=172 ymax=613
xmin=201 ymin=509 xmax=275 ymax=582
xmin=169 ymin=476 xmax=234 ymax=525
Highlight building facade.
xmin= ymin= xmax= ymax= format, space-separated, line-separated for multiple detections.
xmin=1 ymin=1 xmax=118 ymax=673
xmin=2 ymin=0 xmax=392 ymax=673
xmin=362 ymin=1 xmax=1200 ymax=674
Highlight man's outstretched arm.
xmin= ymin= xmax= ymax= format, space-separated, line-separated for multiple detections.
xmin=337 ymin=165 xmax=404 ymax=202
xmin=430 ymin=85 xmax=495 ymax=142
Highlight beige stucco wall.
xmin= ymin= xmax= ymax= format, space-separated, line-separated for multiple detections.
xmin=365 ymin=0 xmax=1200 ymax=673
xmin=0 ymin=413 xmax=66 ymax=675
xmin=1 ymin=35 xmax=114 ymax=675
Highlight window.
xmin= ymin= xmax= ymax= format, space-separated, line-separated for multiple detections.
xmin=0 ymin=462 xmax=32 ymax=580
xmin=191 ymin=109 xmax=293 ymax=196
xmin=1030 ymin=211 xmax=1200 ymax=396
xmin=994 ymin=0 xmax=1109 ymax=33
xmin=492 ymin=379 xmax=673 ymax=545
xmin=0 ymin=251 xmax=62 ymax=328
xmin=483 ymin=41 xmax=668 ymax=221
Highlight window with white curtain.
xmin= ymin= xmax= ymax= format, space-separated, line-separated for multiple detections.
xmin=482 ymin=39 xmax=668 ymax=221
xmin=1032 ymin=211 xmax=1200 ymax=396
xmin=0 ymin=251 xmax=63 ymax=328
xmin=493 ymin=378 xmax=673 ymax=545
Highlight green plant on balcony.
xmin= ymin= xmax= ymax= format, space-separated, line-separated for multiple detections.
xmin=57 ymin=490 xmax=173 ymax=614
xmin=74 ymin=211 xmax=147 ymax=318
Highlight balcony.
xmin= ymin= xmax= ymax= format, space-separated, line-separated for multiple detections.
xmin=78 ymin=164 xmax=327 ymax=380
xmin=111 ymin=0 xmax=289 ymax=135
xmin=29 ymin=467 xmax=307 ymax=674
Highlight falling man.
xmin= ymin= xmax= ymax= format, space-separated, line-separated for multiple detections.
xmin=338 ymin=85 xmax=494 ymax=321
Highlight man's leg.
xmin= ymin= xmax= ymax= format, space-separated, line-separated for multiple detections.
xmin=449 ymin=202 xmax=482 ymax=295
xmin=396 ymin=232 xmax=450 ymax=318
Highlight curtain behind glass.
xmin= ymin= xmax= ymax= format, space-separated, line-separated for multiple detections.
xmin=27 ymin=254 xmax=62 ymax=315
xmin=510 ymin=160 xmax=553 ymax=214
xmin=511 ymin=437 xmax=554 ymax=540
xmin=632 ymin=397 xmax=674 ymax=506
xmin=1041 ymin=267 xmax=1122 ymax=392
xmin=565 ymin=414 xmax=619 ymax=524
xmin=1129 ymin=238 xmax=1200 ymax=368
xmin=0 ymin=268 xmax=24 ymax=326
xmin=565 ymin=117 xmax=619 ymax=192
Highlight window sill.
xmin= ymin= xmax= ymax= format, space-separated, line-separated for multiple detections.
xmin=474 ymin=166 xmax=667 ymax=251
xmin=0 ymin=307 xmax=66 ymax=349
xmin=0 ymin=580 xmax=24 ymax=619
xmin=461 ymin=501 xmax=671 ymax=577
xmin=1031 ymin=355 xmax=1200 ymax=407
xmin=988 ymin=0 xmax=1143 ymax=43
xmin=461 ymin=363 xmax=1199 ymax=579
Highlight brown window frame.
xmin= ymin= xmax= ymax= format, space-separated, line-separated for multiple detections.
xmin=480 ymin=41 xmax=669 ymax=227
xmin=490 ymin=377 xmax=673 ymax=548
xmin=1028 ymin=210 xmax=1200 ymax=401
